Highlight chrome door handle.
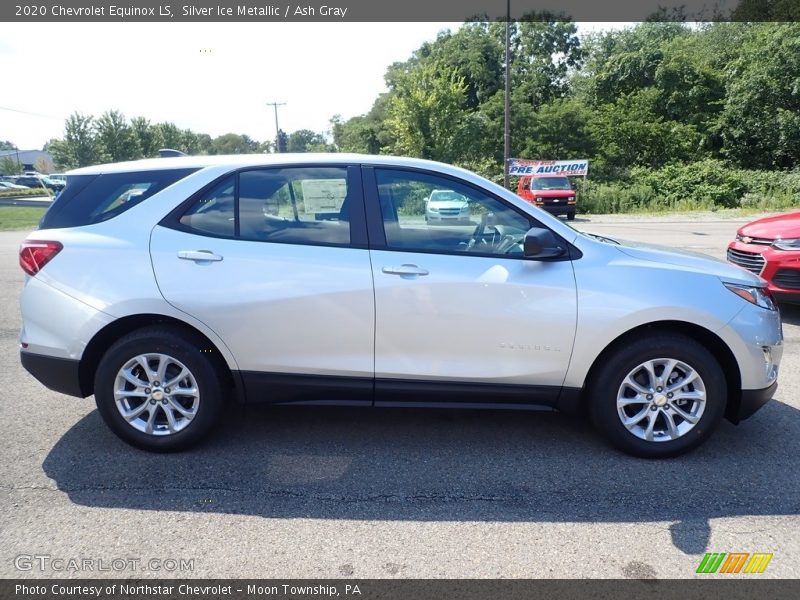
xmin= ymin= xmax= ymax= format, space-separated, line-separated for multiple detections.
xmin=178 ymin=250 xmax=223 ymax=262
xmin=382 ymin=264 xmax=429 ymax=277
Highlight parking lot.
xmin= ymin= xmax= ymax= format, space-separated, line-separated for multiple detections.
xmin=0 ymin=213 xmax=798 ymax=579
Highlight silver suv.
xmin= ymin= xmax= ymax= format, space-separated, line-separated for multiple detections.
xmin=19 ymin=154 xmax=782 ymax=457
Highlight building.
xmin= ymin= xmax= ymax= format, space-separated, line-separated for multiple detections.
xmin=0 ymin=149 xmax=55 ymax=174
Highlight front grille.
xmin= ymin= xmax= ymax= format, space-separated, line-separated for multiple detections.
xmin=439 ymin=209 xmax=461 ymax=215
xmin=738 ymin=235 xmax=773 ymax=245
xmin=543 ymin=198 xmax=569 ymax=205
xmin=773 ymin=269 xmax=800 ymax=290
xmin=727 ymin=248 xmax=765 ymax=274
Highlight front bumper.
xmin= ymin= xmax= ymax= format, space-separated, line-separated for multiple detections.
xmin=732 ymin=381 xmax=778 ymax=423
xmin=540 ymin=204 xmax=575 ymax=217
xmin=21 ymin=350 xmax=86 ymax=398
xmin=727 ymin=241 xmax=800 ymax=299
xmin=427 ymin=214 xmax=470 ymax=223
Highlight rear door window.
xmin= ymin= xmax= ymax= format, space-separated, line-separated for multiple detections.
xmin=172 ymin=166 xmax=364 ymax=248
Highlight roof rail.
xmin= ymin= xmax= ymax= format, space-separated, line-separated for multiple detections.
xmin=158 ymin=149 xmax=187 ymax=158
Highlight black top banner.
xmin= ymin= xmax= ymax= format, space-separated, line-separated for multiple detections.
xmin=2 ymin=0 xmax=799 ymax=22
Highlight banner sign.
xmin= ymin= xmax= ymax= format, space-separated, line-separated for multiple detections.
xmin=508 ymin=159 xmax=589 ymax=177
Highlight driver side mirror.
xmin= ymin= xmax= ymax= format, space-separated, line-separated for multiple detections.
xmin=523 ymin=227 xmax=565 ymax=259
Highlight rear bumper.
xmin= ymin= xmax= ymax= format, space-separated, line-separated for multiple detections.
xmin=730 ymin=381 xmax=778 ymax=424
xmin=20 ymin=350 xmax=86 ymax=398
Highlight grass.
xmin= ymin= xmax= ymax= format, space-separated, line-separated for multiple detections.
xmin=0 ymin=207 xmax=47 ymax=231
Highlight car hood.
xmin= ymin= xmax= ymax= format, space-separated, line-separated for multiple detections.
xmin=738 ymin=211 xmax=800 ymax=240
xmin=609 ymin=238 xmax=763 ymax=285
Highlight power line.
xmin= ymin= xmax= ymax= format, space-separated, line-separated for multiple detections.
xmin=0 ymin=106 xmax=63 ymax=119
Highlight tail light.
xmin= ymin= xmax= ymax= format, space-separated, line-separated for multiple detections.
xmin=19 ymin=240 xmax=63 ymax=276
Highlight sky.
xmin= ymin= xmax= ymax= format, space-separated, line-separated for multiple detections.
xmin=0 ymin=22 xmax=628 ymax=150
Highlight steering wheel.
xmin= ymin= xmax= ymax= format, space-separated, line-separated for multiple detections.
xmin=496 ymin=233 xmax=525 ymax=254
xmin=467 ymin=214 xmax=489 ymax=251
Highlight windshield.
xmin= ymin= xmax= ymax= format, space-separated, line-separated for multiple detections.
xmin=531 ymin=177 xmax=572 ymax=191
xmin=429 ymin=191 xmax=466 ymax=202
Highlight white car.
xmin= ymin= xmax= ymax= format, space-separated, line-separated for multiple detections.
xmin=425 ymin=189 xmax=471 ymax=224
xmin=19 ymin=154 xmax=782 ymax=457
xmin=0 ymin=180 xmax=29 ymax=189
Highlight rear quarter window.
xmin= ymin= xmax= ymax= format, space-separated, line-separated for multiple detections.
xmin=39 ymin=168 xmax=198 ymax=229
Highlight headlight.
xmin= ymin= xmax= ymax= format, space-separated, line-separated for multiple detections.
xmin=772 ymin=238 xmax=800 ymax=251
xmin=723 ymin=282 xmax=777 ymax=311
xmin=429 ymin=207 xmax=439 ymax=212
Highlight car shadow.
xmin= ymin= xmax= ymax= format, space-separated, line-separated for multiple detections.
xmin=42 ymin=399 xmax=800 ymax=555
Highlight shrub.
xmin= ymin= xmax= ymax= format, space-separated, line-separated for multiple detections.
xmin=0 ymin=187 xmax=52 ymax=199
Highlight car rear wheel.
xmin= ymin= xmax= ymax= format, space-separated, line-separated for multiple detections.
xmin=94 ymin=326 xmax=225 ymax=452
xmin=589 ymin=334 xmax=726 ymax=458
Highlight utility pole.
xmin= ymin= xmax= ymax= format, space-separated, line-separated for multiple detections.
xmin=503 ymin=0 xmax=512 ymax=189
xmin=266 ymin=102 xmax=286 ymax=153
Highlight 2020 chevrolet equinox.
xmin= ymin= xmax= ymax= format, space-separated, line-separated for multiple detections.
xmin=19 ymin=154 xmax=782 ymax=457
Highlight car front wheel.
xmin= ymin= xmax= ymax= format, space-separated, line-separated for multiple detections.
xmin=589 ymin=334 xmax=726 ymax=458
xmin=94 ymin=326 xmax=225 ymax=452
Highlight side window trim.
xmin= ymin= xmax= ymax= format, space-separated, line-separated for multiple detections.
xmin=233 ymin=173 xmax=241 ymax=238
xmin=361 ymin=166 xmax=387 ymax=248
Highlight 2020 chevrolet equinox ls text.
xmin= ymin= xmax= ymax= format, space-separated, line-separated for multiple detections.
xmin=19 ymin=154 xmax=782 ymax=457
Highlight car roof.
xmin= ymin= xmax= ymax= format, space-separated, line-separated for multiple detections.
xmin=66 ymin=153 xmax=464 ymax=176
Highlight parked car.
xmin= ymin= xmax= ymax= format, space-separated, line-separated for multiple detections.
xmin=424 ymin=189 xmax=471 ymax=224
xmin=0 ymin=180 xmax=29 ymax=189
xmin=19 ymin=154 xmax=782 ymax=457
xmin=727 ymin=211 xmax=800 ymax=303
xmin=48 ymin=173 xmax=67 ymax=184
xmin=517 ymin=175 xmax=577 ymax=220
xmin=13 ymin=175 xmax=64 ymax=193
xmin=40 ymin=176 xmax=65 ymax=192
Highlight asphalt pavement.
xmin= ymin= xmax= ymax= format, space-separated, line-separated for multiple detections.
xmin=0 ymin=215 xmax=798 ymax=579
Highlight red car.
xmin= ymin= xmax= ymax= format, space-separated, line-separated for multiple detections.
xmin=727 ymin=211 xmax=800 ymax=303
xmin=516 ymin=175 xmax=577 ymax=220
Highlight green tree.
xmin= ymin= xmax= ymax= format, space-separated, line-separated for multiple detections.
xmin=155 ymin=122 xmax=184 ymax=151
xmin=0 ymin=155 xmax=22 ymax=175
xmin=287 ymin=129 xmax=326 ymax=153
xmin=517 ymin=99 xmax=597 ymax=161
xmin=719 ymin=22 xmax=800 ymax=169
xmin=209 ymin=133 xmax=261 ymax=155
xmin=330 ymin=94 xmax=395 ymax=154
xmin=130 ymin=117 xmax=163 ymax=158
xmin=95 ymin=110 xmax=139 ymax=162
xmin=386 ymin=60 xmax=471 ymax=162
xmin=48 ymin=112 xmax=99 ymax=168
xmin=508 ymin=17 xmax=584 ymax=110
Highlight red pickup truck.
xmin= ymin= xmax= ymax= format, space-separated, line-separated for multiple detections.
xmin=517 ymin=175 xmax=577 ymax=220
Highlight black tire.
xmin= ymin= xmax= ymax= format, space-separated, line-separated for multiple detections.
xmin=589 ymin=334 xmax=726 ymax=458
xmin=567 ymin=211 xmax=576 ymax=221
xmin=94 ymin=326 xmax=226 ymax=452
